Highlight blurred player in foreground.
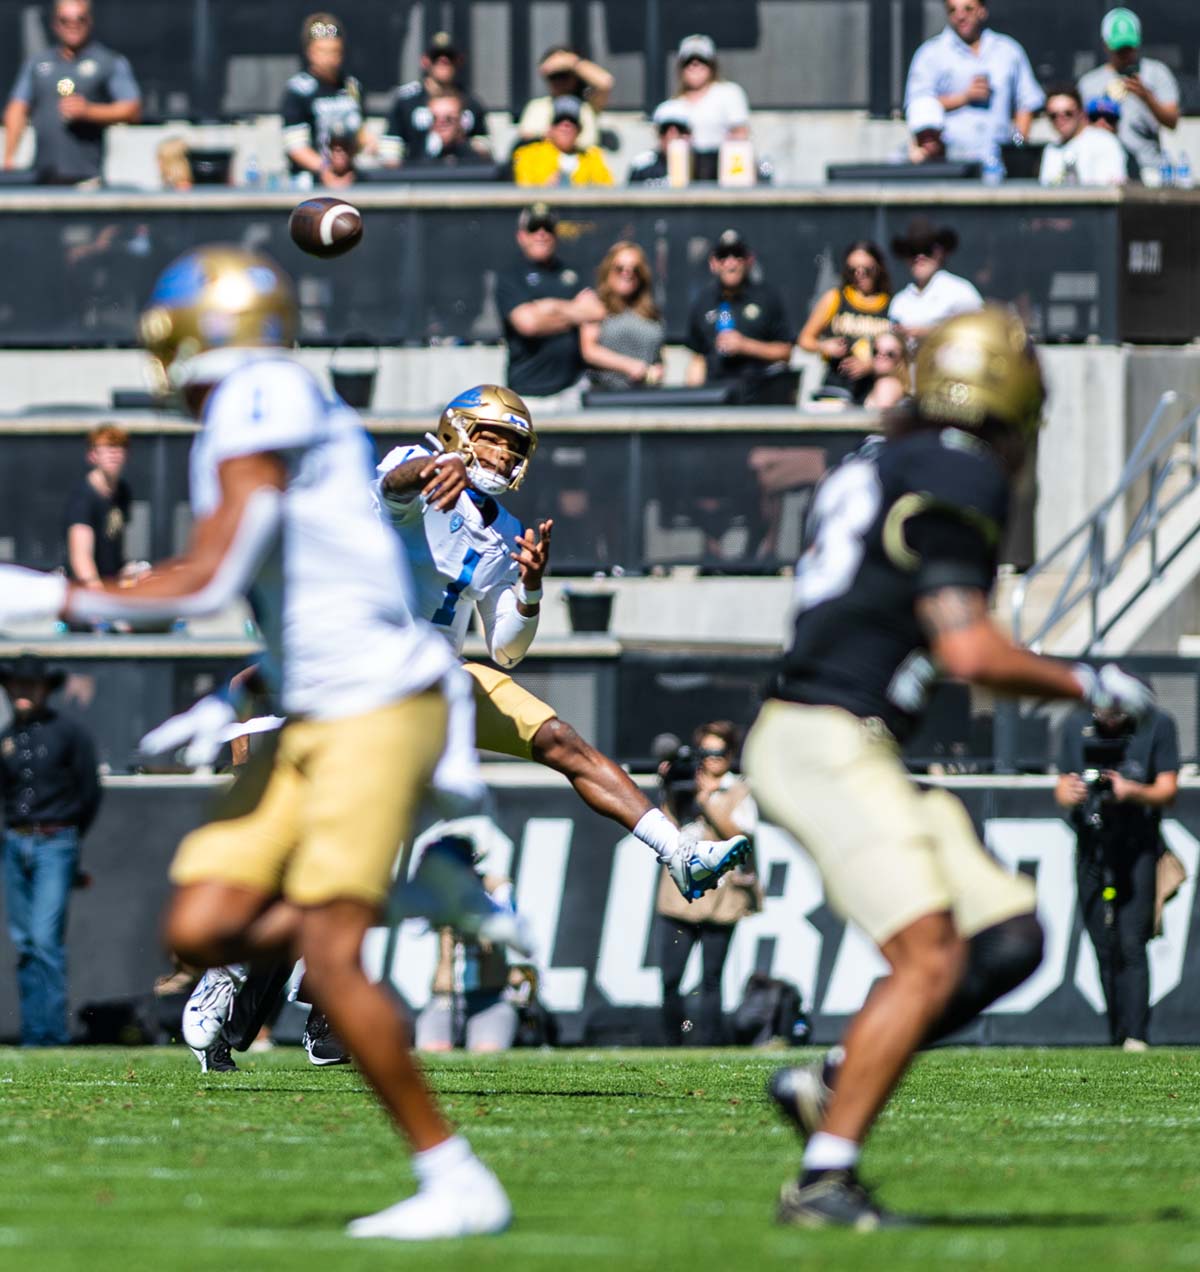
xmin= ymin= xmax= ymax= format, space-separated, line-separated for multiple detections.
xmin=0 ymin=246 xmax=512 ymax=1241
xmin=746 ymin=308 xmax=1153 ymax=1229
xmin=375 ymin=384 xmax=750 ymax=900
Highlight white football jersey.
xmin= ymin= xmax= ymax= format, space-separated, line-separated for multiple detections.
xmin=374 ymin=443 xmax=523 ymax=656
xmin=190 ymin=357 xmax=455 ymax=719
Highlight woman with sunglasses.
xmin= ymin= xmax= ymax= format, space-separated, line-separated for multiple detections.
xmin=580 ymin=241 xmax=665 ymax=391
xmin=655 ymin=722 xmax=761 ymax=1046
xmin=671 ymin=33 xmax=750 ymax=179
xmin=863 ymin=331 xmax=911 ymax=410
xmin=798 ymin=242 xmax=893 ymax=405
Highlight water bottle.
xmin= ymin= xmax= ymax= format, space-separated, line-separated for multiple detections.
xmin=244 ymin=152 xmax=261 ymax=189
xmin=1176 ymin=152 xmax=1193 ymax=189
xmin=1159 ymin=151 xmax=1174 ymax=188
xmin=981 ymin=144 xmax=1004 ymax=187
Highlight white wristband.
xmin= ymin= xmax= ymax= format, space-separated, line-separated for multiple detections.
xmin=515 ymin=581 xmax=542 ymax=605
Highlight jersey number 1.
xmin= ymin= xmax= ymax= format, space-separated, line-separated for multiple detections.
xmin=432 ymin=549 xmax=482 ymax=626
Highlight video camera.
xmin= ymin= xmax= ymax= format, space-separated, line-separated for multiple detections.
xmin=1080 ymin=732 xmax=1130 ymax=834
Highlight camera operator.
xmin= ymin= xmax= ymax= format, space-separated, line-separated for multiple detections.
xmin=654 ymin=722 xmax=761 ymax=1045
xmin=1055 ymin=684 xmax=1179 ymax=1051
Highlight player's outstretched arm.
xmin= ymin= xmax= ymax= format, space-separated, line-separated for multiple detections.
xmin=381 ymin=453 xmax=469 ymax=512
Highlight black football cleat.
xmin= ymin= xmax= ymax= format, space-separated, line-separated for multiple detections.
xmin=768 ymin=1058 xmax=835 ymax=1142
xmin=303 ymin=1008 xmax=350 ymax=1066
xmin=776 ymin=1169 xmax=913 ymax=1231
xmin=191 ymin=1037 xmax=238 ymax=1073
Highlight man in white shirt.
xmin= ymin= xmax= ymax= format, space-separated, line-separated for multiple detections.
xmin=888 ymin=217 xmax=984 ymax=342
xmin=375 ymin=384 xmax=751 ymax=902
xmin=0 ymin=246 xmax=511 ymax=1243
xmin=1039 ymin=85 xmax=1128 ymax=186
xmin=904 ymin=0 xmax=1044 ymax=162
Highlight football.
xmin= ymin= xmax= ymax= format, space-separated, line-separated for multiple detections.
xmin=287 ymin=196 xmax=364 ymax=259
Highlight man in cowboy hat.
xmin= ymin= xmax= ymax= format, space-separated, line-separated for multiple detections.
xmin=0 ymin=653 xmax=100 ymax=1045
xmin=888 ymin=216 xmax=983 ymax=342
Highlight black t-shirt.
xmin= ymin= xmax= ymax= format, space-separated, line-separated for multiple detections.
xmin=280 ymin=70 xmax=364 ymax=173
xmin=495 ymin=254 xmax=585 ymax=397
xmin=772 ymin=428 xmax=1009 ymax=741
xmin=1058 ymin=706 xmax=1180 ymax=851
xmin=383 ymin=79 xmax=487 ymax=159
xmin=685 ymin=278 xmax=792 ymax=384
xmin=64 ymin=475 xmax=130 ymax=580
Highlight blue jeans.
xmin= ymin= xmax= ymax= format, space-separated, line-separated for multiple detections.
xmin=2 ymin=828 xmax=79 ymax=1045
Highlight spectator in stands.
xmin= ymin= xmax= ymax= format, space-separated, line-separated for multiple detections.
xmin=1039 ymin=84 xmax=1128 ymax=186
xmin=65 ymin=424 xmax=130 ymax=593
xmin=380 ymin=30 xmax=489 ymax=166
xmin=512 ymin=95 xmax=614 ymax=188
xmin=903 ymin=0 xmax=1043 ymax=163
xmin=628 ymin=100 xmax=693 ymax=186
xmin=686 ymin=230 xmax=792 ymax=390
xmin=280 ymin=12 xmax=369 ymax=189
xmin=156 ymin=137 xmax=192 ymax=191
xmin=0 ymin=653 xmax=101 ymax=1046
xmin=905 ymin=96 xmax=948 ymax=163
xmin=581 ymin=241 xmax=665 ymax=392
xmin=517 ymin=46 xmax=613 ymax=152
xmin=1078 ymin=8 xmax=1178 ymax=177
xmin=495 ymin=203 xmax=605 ymax=401
xmin=672 ymin=34 xmax=751 ymax=179
xmin=656 ymin=724 xmax=760 ymax=1046
xmin=322 ymin=119 xmax=361 ymax=186
xmin=1085 ymin=94 xmax=1140 ymax=182
xmin=888 ymin=216 xmax=983 ymax=342
xmin=404 ymin=91 xmax=494 ymax=172
xmin=798 ymin=241 xmax=893 ymax=406
xmin=3 ymin=0 xmax=141 ymax=185
xmin=863 ymin=330 xmax=911 ymax=410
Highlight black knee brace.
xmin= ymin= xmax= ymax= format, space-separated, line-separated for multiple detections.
xmin=924 ymin=911 xmax=1044 ymax=1046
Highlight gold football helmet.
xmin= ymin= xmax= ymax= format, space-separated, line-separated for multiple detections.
xmin=138 ymin=245 xmax=298 ymax=392
xmin=434 ymin=384 xmax=537 ymax=495
xmin=914 ymin=307 xmax=1045 ymax=437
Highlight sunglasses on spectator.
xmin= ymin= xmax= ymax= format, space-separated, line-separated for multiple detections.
xmin=874 ymin=347 xmax=903 ymax=361
xmin=1048 ymin=108 xmax=1079 ymax=121
xmin=431 ymin=113 xmax=460 ymax=125
xmin=849 ymin=262 xmax=879 ymax=274
xmin=714 ymin=248 xmax=747 ymax=261
xmin=696 ymin=747 xmax=729 ymax=759
xmin=524 ymin=219 xmax=556 ymax=234
xmin=683 ymin=57 xmax=712 ymax=68
xmin=610 ymin=262 xmax=641 ymax=276
xmin=55 ymin=13 xmax=90 ymax=24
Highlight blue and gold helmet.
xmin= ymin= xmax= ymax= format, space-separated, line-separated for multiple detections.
xmin=138 ymin=245 xmax=298 ymax=391
xmin=435 ymin=384 xmax=537 ymax=495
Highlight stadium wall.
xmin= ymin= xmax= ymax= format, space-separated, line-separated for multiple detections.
xmin=4 ymin=774 xmax=1200 ymax=1047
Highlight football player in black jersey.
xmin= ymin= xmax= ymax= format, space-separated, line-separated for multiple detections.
xmin=744 ymin=307 xmax=1153 ymax=1229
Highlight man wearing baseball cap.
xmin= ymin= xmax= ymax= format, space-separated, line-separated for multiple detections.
xmin=1078 ymin=8 xmax=1178 ymax=173
xmin=380 ymin=30 xmax=490 ymax=164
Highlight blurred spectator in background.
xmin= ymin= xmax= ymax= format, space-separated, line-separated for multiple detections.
xmin=628 ymin=100 xmax=692 ymax=185
xmin=404 ymin=91 xmax=494 ymax=172
xmin=862 ymin=330 xmax=911 ymax=411
xmin=888 ymin=216 xmax=983 ymax=342
xmin=381 ymin=30 xmax=489 ymax=166
xmin=1 ymin=654 xmax=101 ymax=1046
xmin=322 ymin=119 xmax=361 ymax=185
xmin=798 ymin=241 xmax=893 ymax=406
xmin=3 ymin=0 xmax=141 ymax=185
xmin=512 ymin=95 xmax=613 ymax=187
xmin=904 ymin=0 xmax=1043 ymax=163
xmin=1039 ymin=85 xmax=1128 ymax=186
xmin=155 ymin=136 xmax=192 ymax=191
xmin=65 ymin=424 xmax=130 ymax=592
xmin=672 ymin=34 xmax=750 ymax=180
xmin=1078 ymin=8 xmax=1178 ymax=176
xmin=581 ymin=241 xmax=665 ymax=391
xmin=1086 ymin=94 xmax=1141 ymax=181
xmin=495 ymin=203 xmax=605 ymax=401
xmin=655 ymin=723 xmax=760 ymax=1046
xmin=280 ymin=12 xmax=369 ymax=189
xmin=517 ymin=46 xmax=612 ymax=152
xmin=904 ymin=96 xmax=948 ymax=163
xmin=686 ymin=229 xmax=792 ymax=389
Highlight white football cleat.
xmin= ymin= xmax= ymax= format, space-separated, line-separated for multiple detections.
xmin=180 ymin=965 xmax=245 ymax=1051
xmin=663 ymin=831 xmax=751 ymax=901
xmin=347 ymin=1159 xmax=511 ymax=1241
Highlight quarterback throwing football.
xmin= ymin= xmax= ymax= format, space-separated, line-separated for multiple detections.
xmin=375 ymin=384 xmax=750 ymax=899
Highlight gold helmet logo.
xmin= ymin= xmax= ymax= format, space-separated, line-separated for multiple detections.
xmin=435 ymin=384 xmax=537 ymax=494
xmin=914 ymin=307 xmax=1045 ymax=437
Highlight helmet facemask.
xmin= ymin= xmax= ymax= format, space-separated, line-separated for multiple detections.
xmin=438 ymin=412 xmax=535 ymax=495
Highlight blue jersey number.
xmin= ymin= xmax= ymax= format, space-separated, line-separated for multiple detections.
xmin=432 ymin=549 xmax=482 ymax=626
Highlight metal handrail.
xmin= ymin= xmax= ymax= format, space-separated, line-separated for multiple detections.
xmin=1011 ymin=391 xmax=1200 ymax=654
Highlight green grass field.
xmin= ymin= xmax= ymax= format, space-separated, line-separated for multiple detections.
xmin=3 ymin=1046 xmax=1200 ymax=1271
